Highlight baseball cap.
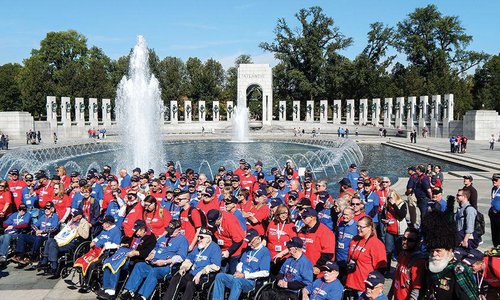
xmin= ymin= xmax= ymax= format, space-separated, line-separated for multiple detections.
xmin=231 ymin=175 xmax=240 ymax=182
xmin=463 ymin=175 xmax=473 ymax=181
xmin=44 ymin=201 xmax=55 ymax=209
xmin=407 ymin=166 xmax=416 ymax=172
xmin=132 ymin=167 xmax=141 ymax=174
xmin=286 ymin=168 xmax=294 ymax=176
xmin=254 ymin=189 xmax=266 ymax=197
xmin=147 ymin=169 xmax=154 ymax=175
xmin=206 ymin=209 xmax=221 ymax=227
xmin=188 ymin=180 xmax=196 ymax=187
xmin=131 ymin=175 xmax=140 ymax=182
xmin=239 ymin=159 xmax=246 ymax=164
xmin=339 ymin=178 xmax=351 ymax=187
xmin=269 ymin=198 xmax=281 ymax=209
xmin=298 ymin=198 xmax=312 ymax=207
xmin=431 ymin=187 xmax=443 ymax=195
xmin=285 ymin=237 xmax=304 ymax=249
xmin=25 ymin=174 xmax=34 ymax=181
xmin=102 ymin=215 xmax=115 ymax=224
xmin=493 ymin=173 xmax=500 ymax=180
xmin=288 ymin=191 xmax=299 ymax=201
xmin=9 ymin=169 xmax=19 ymax=175
xmin=70 ymin=171 xmax=80 ymax=177
xmin=166 ymin=161 xmax=175 ymax=167
xmin=204 ymin=186 xmax=215 ymax=197
xmin=72 ymin=208 xmax=84 ymax=216
xmin=320 ymin=261 xmax=339 ymax=272
xmin=255 ymin=161 xmax=263 ymax=167
xmin=180 ymin=173 xmax=187 ymax=180
xmin=199 ymin=228 xmax=212 ymax=238
xmin=301 ymin=207 xmax=318 ymax=218
xmin=244 ymin=228 xmax=260 ymax=242
xmin=304 ymin=177 xmax=312 ymax=183
xmin=224 ymin=195 xmax=238 ymax=204
xmin=364 ymin=271 xmax=385 ymax=288
xmin=133 ymin=219 xmax=147 ymax=231
xmin=218 ymin=166 xmax=226 ymax=172
xmin=140 ymin=173 xmax=149 ymax=180
xmin=165 ymin=187 xmax=174 ymax=194
xmin=349 ymin=163 xmax=357 ymax=168
xmin=277 ymin=176 xmax=285 ymax=183
xmin=270 ymin=167 xmax=278 ymax=174
xmin=462 ymin=249 xmax=484 ymax=266
xmin=363 ymin=179 xmax=372 ymax=187
xmin=166 ymin=219 xmax=181 ymax=230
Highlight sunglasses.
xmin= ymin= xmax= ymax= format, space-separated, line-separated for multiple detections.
xmin=357 ymin=225 xmax=369 ymax=229
xmin=493 ymin=179 xmax=499 ymax=182
xmin=352 ymin=203 xmax=362 ymax=206
xmin=402 ymin=237 xmax=417 ymax=242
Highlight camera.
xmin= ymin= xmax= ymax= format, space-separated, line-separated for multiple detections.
xmin=346 ymin=259 xmax=357 ymax=273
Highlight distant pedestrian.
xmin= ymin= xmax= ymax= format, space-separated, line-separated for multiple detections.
xmin=37 ymin=131 xmax=41 ymax=143
xmin=409 ymin=131 xmax=414 ymax=143
xmin=355 ymin=127 xmax=359 ymax=137
xmin=413 ymin=130 xmax=417 ymax=143
xmin=201 ymin=126 xmax=205 ymax=136
xmin=490 ymin=134 xmax=495 ymax=150
xmin=53 ymin=132 xmax=58 ymax=144
xmin=345 ymin=128 xmax=349 ymax=138
xmin=379 ymin=128 xmax=383 ymax=137
xmin=383 ymin=128 xmax=387 ymax=137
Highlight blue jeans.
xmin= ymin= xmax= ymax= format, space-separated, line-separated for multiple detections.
xmin=385 ymin=232 xmax=401 ymax=262
xmin=103 ymin=260 xmax=129 ymax=290
xmin=221 ymin=255 xmax=240 ymax=275
xmin=16 ymin=234 xmax=47 ymax=258
xmin=212 ymin=273 xmax=255 ymax=300
xmin=41 ymin=238 xmax=78 ymax=271
xmin=125 ymin=262 xmax=171 ymax=298
xmin=0 ymin=233 xmax=15 ymax=256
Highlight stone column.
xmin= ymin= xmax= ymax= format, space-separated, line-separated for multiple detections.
xmin=333 ymin=100 xmax=342 ymax=125
xmin=184 ymin=100 xmax=192 ymax=123
xmin=346 ymin=99 xmax=355 ymax=125
xmin=75 ymin=97 xmax=85 ymax=127
xmin=418 ymin=96 xmax=428 ymax=131
xmin=430 ymin=95 xmax=441 ymax=137
xmin=383 ymin=98 xmax=393 ymax=128
xmin=395 ymin=97 xmax=405 ymax=129
xmin=279 ymin=101 xmax=287 ymax=121
xmin=442 ymin=94 xmax=454 ymax=136
xmin=306 ymin=100 xmax=314 ymax=122
xmin=170 ymin=101 xmax=178 ymax=124
xmin=407 ymin=96 xmax=417 ymax=131
xmin=292 ymin=100 xmax=301 ymax=122
xmin=88 ymin=98 xmax=98 ymax=128
xmin=227 ymin=101 xmax=234 ymax=121
xmin=359 ymin=99 xmax=368 ymax=125
xmin=46 ymin=96 xmax=57 ymax=128
xmin=371 ymin=98 xmax=380 ymax=126
xmin=213 ymin=101 xmax=220 ymax=122
xmin=61 ymin=97 xmax=71 ymax=127
xmin=160 ymin=104 xmax=165 ymax=124
xmin=198 ymin=101 xmax=206 ymax=122
xmin=319 ymin=100 xmax=328 ymax=123
xmin=102 ymin=98 xmax=111 ymax=127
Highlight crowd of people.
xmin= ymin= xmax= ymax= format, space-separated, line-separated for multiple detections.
xmin=88 ymin=128 xmax=108 ymax=140
xmin=0 ymin=158 xmax=499 ymax=300
xmin=26 ymin=130 xmax=42 ymax=145
xmin=449 ymin=136 xmax=469 ymax=153
xmin=0 ymin=132 xmax=10 ymax=149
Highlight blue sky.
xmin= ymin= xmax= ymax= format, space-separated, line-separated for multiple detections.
xmin=0 ymin=0 xmax=498 ymax=69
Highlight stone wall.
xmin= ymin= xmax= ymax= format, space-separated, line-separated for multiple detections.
xmin=0 ymin=112 xmax=34 ymax=138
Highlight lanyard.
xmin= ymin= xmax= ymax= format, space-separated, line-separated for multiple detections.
xmin=247 ymin=246 xmax=262 ymax=263
xmin=276 ymin=222 xmax=286 ymax=241
xmin=351 ymin=236 xmax=372 ymax=261
xmin=312 ymin=281 xmax=330 ymax=300
xmin=196 ymin=246 xmax=208 ymax=262
xmin=493 ymin=188 xmax=500 ymax=199
xmin=15 ymin=214 xmax=24 ymax=225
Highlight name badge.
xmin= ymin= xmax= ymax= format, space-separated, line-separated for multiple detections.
xmin=275 ymin=245 xmax=282 ymax=252
xmin=338 ymin=243 xmax=344 ymax=249
xmin=218 ymin=239 xmax=224 ymax=246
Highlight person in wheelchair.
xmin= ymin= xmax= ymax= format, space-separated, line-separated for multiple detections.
xmin=0 ymin=203 xmax=31 ymax=262
xmin=77 ymin=215 xmax=122 ymax=293
xmin=97 ymin=219 xmax=156 ymax=300
xmin=162 ymin=228 xmax=221 ymax=300
xmin=260 ymin=237 xmax=313 ymax=300
xmin=212 ymin=228 xmax=271 ymax=300
xmin=120 ymin=219 xmax=188 ymax=300
xmin=11 ymin=201 xmax=59 ymax=265
xmin=35 ymin=208 xmax=90 ymax=277
xmin=301 ymin=261 xmax=343 ymax=300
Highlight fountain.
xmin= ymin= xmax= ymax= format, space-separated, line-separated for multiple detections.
xmin=232 ymin=105 xmax=250 ymax=142
xmin=115 ymin=35 xmax=165 ymax=171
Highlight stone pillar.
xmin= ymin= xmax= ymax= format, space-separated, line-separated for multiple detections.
xmin=198 ymin=101 xmax=206 ymax=122
xmin=170 ymin=101 xmax=178 ymax=124
xmin=75 ymin=97 xmax=85 ymax=127
xmin=279 ymin=101 xmax=287 ymax=121
xmin=306 ymin=100 xmax=314 ymax=122
xmin=292 ymin=100 xmax=301 ymax=122
xmin=46 ymin=96 xmax=57 ymax=128
xmin=371 ymin=98 xmax=381 ymax=126
xmin=430 ymin=95 xmax=441 ymax=137
xmin=184 ymin=100 xmax=192 ymax=123
xmin=333 ymin=100 xmax=342 ymax=125
xmin=359 ymin=99 xmax=368 ymax=125
xmin=159 ymin=104 xmax=165 ymax=124
xmin=213 ymin=101 xmax=220 ymax=122
xmin=89 ymin=98 xmax=98 ymax=128
xmin=407 ymin=96 xmax=417 ymax=131
xmin=395 ymin=97 xmax=405 ymax=129
xmin=463 ymin=110 xmax=500 ymax=140
xmin=102 ymin=98 xmax=111 ymax=127
xmin=383 ymin=98 xmax=393 ymax=128
xmin=61 ymin=97 xmax=71 ymax=127
xmin=319 ymin=100 xmax=328 ymax=123
xmin=442 ymin=94 xmax=454 ymax=136
xmin=418 ymin=95 xmax=429 ymax=131
xmin=346 ymin=99 xmax=355 ymax=125
xmin=227 ymin=101 xmax=234 ymax=121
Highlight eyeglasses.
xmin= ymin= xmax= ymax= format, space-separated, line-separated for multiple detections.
xmin=352 ymin=203 xmax=362 ymax=206
xmin=402 ymin=237 xmax=417 ymax=242
xmin=178 ymin=197 xmax=190 ymax=201
xmin=493 ymin=179 xmax=499 ymax=182
xmin=382 ymin=181 xmax=389 ymax=183
xmin=0 ymin=185 xmax=6 ymax=188
xmin=357 ymin=225 xmax=369 ymax=229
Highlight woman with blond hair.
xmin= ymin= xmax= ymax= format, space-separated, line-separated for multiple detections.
xmin=51 ymin=182 xmax=71 ymax=224
xmin=266 ymin=204 xmax=297 ymax=276
xmin=55 ymin=166 xmax=71 ymax=189
xmin=381 ymin=190 xmax=407 ymax=272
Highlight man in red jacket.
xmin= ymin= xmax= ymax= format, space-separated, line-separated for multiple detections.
xmin=298 ymin=207 xmax=335 ymax=275
xmin=7 ymin=169 xmax=26 ymax=209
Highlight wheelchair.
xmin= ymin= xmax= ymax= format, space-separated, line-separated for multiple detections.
xmin=171 ymin=271 xmax=218 ymax=300
xmin=241 ymin=277 xmax=272 ymax=300
xmin=148 ymin=263 xmax=181 ymax=300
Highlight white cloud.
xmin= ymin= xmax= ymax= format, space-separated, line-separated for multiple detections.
xmin=214 ymin=51 xmax=277 ymax=70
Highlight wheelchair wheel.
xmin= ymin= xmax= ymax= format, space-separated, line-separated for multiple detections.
xmin=253 ymin=282 xmax=273 ymax=300
xmin=73 ymin=241 xmax=91 ymax=261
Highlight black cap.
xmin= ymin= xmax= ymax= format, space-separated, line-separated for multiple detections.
xmin=349 ymin=163 xmax=357 ymax=168
xmin=199 ymin=228 xmax=212 ymax=238
xmin=339 ymin=178 xmax=351 ymax=187
xmin=320 ymin=261 xmax=340 ymax=272
xmin=277 ymin=176 xmax=286 ymax=183
xmin=463 ymin=175 xmax=473 ymax=181
xmin=298 ymin=198 xmax=311 ymax=207
xmin=9 ymin=169 xmax=19 ymax=176
xmin=35 ymin=171 xmax=48 ymax=180
xmin=231 ymin=175 xmax=240 ymax=182
xmin=269 ymin=198 xmax=281 ymax=208
xmin=364 ymin=271 xmax=385 ymax=288
xmin=462 ymin=249 xmax=484 ymax=266
xmin=286 ymin=169 xmax=294 ymax=176
xmin=363 ymin=179 xmax=372 ymax=187
xmin=271 ymin=167 xmax=278 ymax=173
xmin=166 ymin=161 xmax=175 ymax=167
xmin=304 ymin=177 xmax=312 ymax=183
xmin=166 ymin=219 xmax=181 ymax=230
xmin=206 ymin=209 xmax=221 ymax=227
xmin=70 ymin=171 xmax=80 ymax=177
xmin=224 ymin=195 xmax=238 ymax=204
xmin=72 ymin=208 xmax=84 ymax=216
xmin=44 ymin=201 xmax=55 ymax=209
xmin=102 ymin=215 xmax=115 ymax=224
xmin=407 ymin=166 xmax=416 ymax=172
xmin=301 ymin=207 xmax=318 ymax=218
xmin=493 ymin=173 xmax=500 ymax=180
xmin=317 ymin=191 xmax=330 ymax=202
xmin=133 ymin=167 xmax=141 ymax=174
xmin=204 ymin=186 xmax=215 ymax=197
xmin=147 ymin=169 xmax=154 ymax=175
xmin=131 ymin=175 xmax=140 ymax=182
xmin=133 ymin=219 xmax=147 ymax=231
xmin=255 ymin=161 xmax=263 ymax=167
xmin=140 ymin=173 xmax=149 ymax=180
xmin=244 ymin=228 xmax=260 ymax=242
xmin=218 ymin=166 xmax=226 ymax=172
xmin=288 ymin=191 xmax=299 ymax=200
xmin=78 ymin=179 xmax=88 ymax=187
xmin=239 ymin=159 xmax=246 ymax=164
xmin=180 ymin=173 xmax=187 ymax=179
xmin=188 ymin=180 xmax=196 ymax=187
xmin=254 ymin=189 xmax=266 ymax=197
xmin=431 ymin=187 xmax=443 ymax=195
xmin=285 ymin=236 xmax=303 ymax=249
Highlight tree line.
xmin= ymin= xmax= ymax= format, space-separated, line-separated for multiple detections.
xmin=0 ymin=5 xmax=498 ymax=120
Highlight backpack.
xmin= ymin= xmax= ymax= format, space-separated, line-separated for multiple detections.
xmin=187 ymin=206 xmax=207 ymax=228
xmin=463 ymin=205 xmax=485 ymax=237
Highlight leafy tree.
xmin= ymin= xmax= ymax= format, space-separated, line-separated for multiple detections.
xmin=260 ymin=6 xmax=353 ymax=100
xmin=472 ymin=54 xmax=500 ymax=112
xmin=222 ymin=54 xmax=252 ymax=102
xmin=0 ymin=63 xmax=23 ymax=111
xmin=158 ymin=56 xmax=188 ymax=102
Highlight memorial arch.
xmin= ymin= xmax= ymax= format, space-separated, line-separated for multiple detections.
xmin=237 ymin=64 xmax=273 ymax=126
